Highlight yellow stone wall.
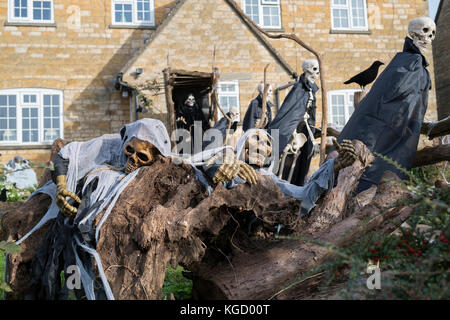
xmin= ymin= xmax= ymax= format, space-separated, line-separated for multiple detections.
xmin=0 ymin=0 xmax=438 ymax=179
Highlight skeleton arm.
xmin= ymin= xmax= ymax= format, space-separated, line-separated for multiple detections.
xmin=53 ymin=152 xmax=81 ymax=218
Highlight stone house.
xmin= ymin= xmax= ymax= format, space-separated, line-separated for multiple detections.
xmin=0 ymin=0 xmax=436 ymax=179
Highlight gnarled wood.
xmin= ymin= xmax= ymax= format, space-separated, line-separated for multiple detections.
xmin=412 ymin=143 xmax=450 ymax=167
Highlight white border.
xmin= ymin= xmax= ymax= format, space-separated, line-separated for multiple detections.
xmin=330 ymin=0 xmax=368 ymax=31
xmin=111 ymin=0 xmax=155 ymax=27
xmin=8 ymin=0 xmax=55 ymax=24
xmin=0 ymin=88 xmax=64 ymax=146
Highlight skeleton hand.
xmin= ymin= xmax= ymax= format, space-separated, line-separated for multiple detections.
xmin=56 ymin=175 xmax=81 ymax=218
xmin=207 ymin=149 xmax=258 ymax=184
xmin=333 ymin=139 xmax=357 ymax=173
xmin=176 ymin=117 xmax=187 ymax=125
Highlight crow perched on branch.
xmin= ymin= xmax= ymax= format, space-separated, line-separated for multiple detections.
xmin=344 ymin=61 xmax=384 ymax=91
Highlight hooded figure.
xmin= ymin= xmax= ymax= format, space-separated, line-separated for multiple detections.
xmin=267 ymin=73 xmax=319 ymax=186
xmin=9 ymin=119 xmax=238 ymax=300
xmin=234 ymin=129 xmax=337 ymax=216
xmin=242 ymin=84 xmax=273 ymax=131
xmin=337 ymin=36 xmax=432 ymax=194
xmin=12 ymin=119 xmax=218 ymax=300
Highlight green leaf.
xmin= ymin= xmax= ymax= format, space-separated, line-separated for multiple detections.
xmin=0 ymin=241 xmax=21 ymax=254
xmin=0 ymin=281 xmax=12 ymax=292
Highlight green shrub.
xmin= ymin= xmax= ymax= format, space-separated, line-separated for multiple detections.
xmin=162 ymin=266 xmax=192 ymax=300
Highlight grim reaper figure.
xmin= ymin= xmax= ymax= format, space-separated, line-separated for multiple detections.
xmin=336 ymin=17 xmax=436 ymax=193
xmin=175 ymin=93 xmax=210 ymax=153
xmin=242 ymin=83 xmax=273 ymax=131
xmin=267 ymin=60 xmax=320 ymax=186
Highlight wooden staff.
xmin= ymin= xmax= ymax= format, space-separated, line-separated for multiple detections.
xmin=226 ymin=0 xmax=328 ymax=164
xmin=256 ymin=64 xmax=271 ymax=129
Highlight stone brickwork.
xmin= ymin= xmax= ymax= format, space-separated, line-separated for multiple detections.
xmin=0 ymin=0 xmax=178 ymax=167
xmin=433 ymin=0 xmax=449 ymax=120
xmin=0 ymin=0 xmax=439 ymax=179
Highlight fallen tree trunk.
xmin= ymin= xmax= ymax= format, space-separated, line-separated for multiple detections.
xmin=421 ymin=116 xmax=450 ymax=140
xmin=2 ymin=138 xmax=414 ymax=300
xmin=412 ymin=143 xmax=450 ymax=168
xmin=191 ymin=170 xmax=411 ymax=300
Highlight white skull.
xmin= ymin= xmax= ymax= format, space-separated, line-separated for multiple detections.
xmin=257 ymin=83 xmax=273 ymax=101
xmin=302 ymin=59 xmax=320 ymax=83
xmin=229 ymin=107 xmax=239 ymax=122
xmin=408 ymin=17 xmax=436 ymax=52
xmin=185 ymin=94 xmax=195 ymax=107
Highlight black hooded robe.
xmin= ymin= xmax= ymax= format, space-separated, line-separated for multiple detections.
xmin=175 ymin=99 xmax=210 ymax=154
xmin=267 ymin=73 xmax=319 ymax=186
xmin=242 ymin=94 xmax=273 ymax=131
xmin=337 ymin=37 xmax=432 ymax=193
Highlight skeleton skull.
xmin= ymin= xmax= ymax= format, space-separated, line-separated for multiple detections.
xmin=245 ymin=131 xmax=273 ymax=167
xmin=257 ymin=83 xmax=273 ymax=101
xmin=185 ymin=94 xmax=196 ymax=107
xmin=123 ymin=137 xmax=160 ymax=173
xmin=302 ymin=59 xmax=320 ymax=84
xmin=229 ymin=106 xmax=239 ymax=123
xmin=408 ymin=17 xmax=436 ymax=52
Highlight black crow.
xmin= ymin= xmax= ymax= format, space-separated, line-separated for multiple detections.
xmin=344 ymin=61 xmax=384 ymax=90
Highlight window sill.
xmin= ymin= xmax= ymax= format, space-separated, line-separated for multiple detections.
xmin=260 ymin=27 xmax=284 ymax=33
xmin=330 ymin=29 xmax=371 ymax=35
xmin=109 ymin=24 xmax=157 ymax=30
xmin=0 ymin=144 xmax=53 ymax=150
xmin=4 ymin=21 xmax=56 ymax=27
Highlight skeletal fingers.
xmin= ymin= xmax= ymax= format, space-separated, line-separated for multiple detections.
xmin=334 ymin=139 xmax=357 ymax=172
xmin=237 ymin=162 xmax=258 ymax=185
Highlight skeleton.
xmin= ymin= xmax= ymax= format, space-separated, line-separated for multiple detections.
xmin=176 ymin=94 xmax=196 ymax=125
xmin=229 ymin=106 xmax=240 ymax=123
xmin=302 ymin=59 xmax=320 ymax=84
xmin=408 ymin=17 xmax=436 ymax=53
xmin=244 ymin=130 xmax=356 ymax=174
xmin=123 ymin=137 xmax=161 ymax=174
xmin=276 ymin=60 xmax=321 ymax=182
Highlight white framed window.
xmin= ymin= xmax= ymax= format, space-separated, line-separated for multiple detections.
xmin=0 ymin=88 xmax=63 ymax=145
xmin=242 ymin=0 xmax=281 ymax=29
xmin=8 ymin=0 xmax=54 ymax=23
xmin=218 ymin=81 xmax=240 ymax=121
xmin=330 ymin=0 xmax=368 ymax=31
xmin=111 ymin=0 xmax=155 ymax=26
xmin=328 ymin=90 xmax=358 ymax=128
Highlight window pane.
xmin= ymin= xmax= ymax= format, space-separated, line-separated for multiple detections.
xmin=0 ymin=108 xmax=6 ymax=117
xmin=9 ymin=95 xmax=16 ymax=106
xmin=43 ymin=95 xmax=50 ymax=105
xmin=0 ymin=96 xmax=6 ymax=106
xmin=23 ymin=131 xmax=29 ymax=142
xmin=44 ymin=107 xmax=50 ymax=117
xmin=33 ymin=9 xmax=41 ymax=20
xmin=52 ymin=94 xmax=59 ymax=105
